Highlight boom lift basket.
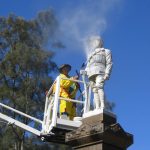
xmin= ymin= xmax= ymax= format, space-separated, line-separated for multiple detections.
xmin=40 ymin=76 xmax=90 ymax=143
xmin=0 ymin=75 xmax=91 ymax=143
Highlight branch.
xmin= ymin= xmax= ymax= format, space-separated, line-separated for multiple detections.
xmin=9 ymin=124 xmax=21 ymax=141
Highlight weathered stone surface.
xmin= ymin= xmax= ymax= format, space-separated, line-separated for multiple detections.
xmin=66 ymin=112 xmax=133 ymax=150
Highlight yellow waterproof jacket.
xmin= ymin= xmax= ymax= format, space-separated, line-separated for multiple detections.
xmin=53 ymin=73 xmax=78 ymax=120
xmin=53 ymin=73 xmax=76 ymax=98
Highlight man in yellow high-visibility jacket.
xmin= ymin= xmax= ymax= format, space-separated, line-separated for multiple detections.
xmin=53 ymin=64 xmax=79 ymax=120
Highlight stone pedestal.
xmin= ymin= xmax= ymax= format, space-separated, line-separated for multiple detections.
xmin=66 ymin=111 xmax=133 ymax=150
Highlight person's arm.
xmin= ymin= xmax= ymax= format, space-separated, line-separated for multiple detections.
xmin=60 ymin=74 xmax=78 ymax=88
xmin=104 ymin=49 xmax=113 ymax=80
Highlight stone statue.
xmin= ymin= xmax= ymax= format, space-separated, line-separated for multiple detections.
xmin=84 ymin=36 xmax=113 ymax=110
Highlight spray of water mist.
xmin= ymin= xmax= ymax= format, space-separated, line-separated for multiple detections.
xmin=59 ymin=0 xmax=123 ymax=58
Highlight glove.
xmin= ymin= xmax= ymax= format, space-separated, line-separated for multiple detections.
xmin=72 ymin=76 xmax=79 ymax=80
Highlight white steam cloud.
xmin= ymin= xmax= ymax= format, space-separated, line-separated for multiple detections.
xmin=59 ymin=0 xmax=123 ymax=57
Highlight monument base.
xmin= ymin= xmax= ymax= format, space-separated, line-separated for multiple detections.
xmin=66 ymin=111 xmax=133 ymax=150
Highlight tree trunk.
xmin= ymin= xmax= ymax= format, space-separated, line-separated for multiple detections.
xmin=15 ymin=142 xmax=17 ymax=150
xmin=16 ymin=140 xmax=24 ymax=150
xmin=20 ymin=140 xmax=24 ymax=150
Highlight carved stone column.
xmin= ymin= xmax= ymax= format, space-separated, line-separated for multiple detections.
xmin=66 ymin=111 xmax=133 ymax=150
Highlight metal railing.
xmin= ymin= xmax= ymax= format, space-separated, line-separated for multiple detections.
xmin=0 ymin=102 xmax=42 ymax=136
xmin=0 ymin=74 xmax=91 ymax=136
xmin=0 ymin=103 xmax=42 ymax=124
xmin=42 ymin=75 xmax=90 ymax=134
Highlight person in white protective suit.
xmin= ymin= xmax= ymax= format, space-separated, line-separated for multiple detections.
xmin=85 ymin=36 xmax=113 ymax=110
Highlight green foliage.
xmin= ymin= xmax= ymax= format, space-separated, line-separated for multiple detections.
xmin=0 ymin=10 xmax=61 ymax=150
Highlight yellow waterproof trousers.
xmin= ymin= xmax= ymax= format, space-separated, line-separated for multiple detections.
xmin=53 ymin=74 xmax=77 ymax=120
xmin=60 ymin=99 xmax=76 ymax=120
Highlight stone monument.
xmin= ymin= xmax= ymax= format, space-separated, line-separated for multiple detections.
xmin=66 ymin=110 xmax=133 ymax=150
xmin=65 ymin=36 xmax=133 ymax=150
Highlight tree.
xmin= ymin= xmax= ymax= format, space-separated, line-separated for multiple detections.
xmin=0 ymin=9 xmax=115 ymax=150
xmin=0 ymin=10 xmax=59 ymax=150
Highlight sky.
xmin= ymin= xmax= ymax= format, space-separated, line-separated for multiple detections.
xmin=0 ymin=0 xmax=150 ymax=149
